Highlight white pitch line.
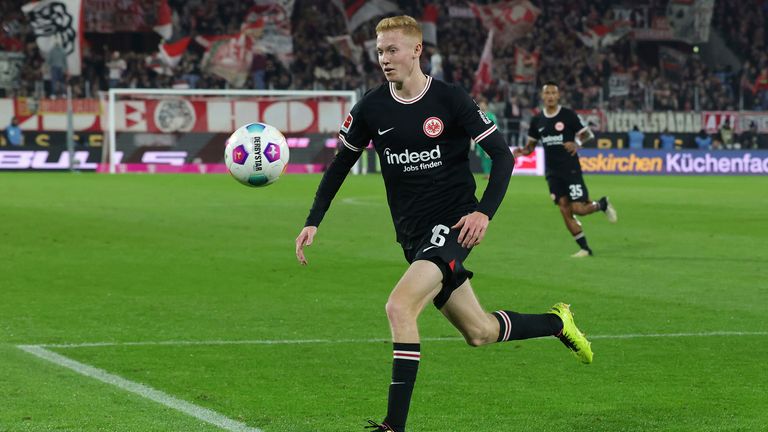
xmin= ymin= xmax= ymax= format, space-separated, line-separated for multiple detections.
xmin=589 ymin=331 xmax=768 ymax=340
xmin=36 ymin=336 xmax=460 ymax=348
xmin=29 ymin=331 xmax=768 ymax=349
xmin=15 ymin=331 xmax=768 ymax=430
xmin=16 ymin=345 xmax=261 ymax=432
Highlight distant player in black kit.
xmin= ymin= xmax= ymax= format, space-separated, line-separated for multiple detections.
xmin=514 ymin=82 xmax=617 ymax=257
xmin=295 ymin=17 xmax=592 ymax=432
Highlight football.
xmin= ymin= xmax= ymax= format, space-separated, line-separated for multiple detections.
xmin=224 ymin=122 xmax=290 ymax=187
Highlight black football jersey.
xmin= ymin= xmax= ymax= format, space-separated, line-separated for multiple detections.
xmin=527 ymin=106 xmax=588 ymax=175
xmin=339 ymin=76 xmax=502 ymax=247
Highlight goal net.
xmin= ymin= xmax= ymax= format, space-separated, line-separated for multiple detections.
xmin=103 ymin=89 xmax=359 ymax=174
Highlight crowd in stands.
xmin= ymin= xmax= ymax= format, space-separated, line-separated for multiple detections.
xmin=1 ymin=0 xmax=767 ymax=119
xmin=712 ymin=0 xmax=768 ymax=111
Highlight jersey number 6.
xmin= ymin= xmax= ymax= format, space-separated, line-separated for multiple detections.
xmin=429 ymin=224 xmax=450 ymax=248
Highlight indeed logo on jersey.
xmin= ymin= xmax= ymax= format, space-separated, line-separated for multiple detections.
xmin=384 ymin=145 xmax=443 ymax=172
xmin=541 ymin=134 xmax=564 ymax=146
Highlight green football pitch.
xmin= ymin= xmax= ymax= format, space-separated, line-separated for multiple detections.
xmin=1 ymin=172 xmax=766 ymax=432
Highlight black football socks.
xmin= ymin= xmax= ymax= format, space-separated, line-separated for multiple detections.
xmin=492 ymin=310 xmax=563 ymax=341
xmin=383 ymin=343 xmax=420 ymax=432
xmin=598 ymin=196 xmax=608 ymax=211
xmin=574 ymin=231 xmax=593 ymax=254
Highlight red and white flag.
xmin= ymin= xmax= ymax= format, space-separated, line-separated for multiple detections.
xmin=22 ymin=0 xmax=84 ymax=75
xmin=153 ymin=0 xmax=173 ymax=40
xmin=471 ymin=29 xmax=494 ymax=96
xmin=659 ymin=46 xmax=687 ymax=79
xmin=195 ymin=33 xmax=233 ymax=50
xmin=469 ymin=0 xmax=539 ymax=46
xmin=421 ymin=4 xmax=438 ymax=46
xmin=332 ymin=0 xmax=400 ymax=32
xmin=575 ymin=22 xmax=631 ymax=50
xmin=146 ymin=37 xmax=189 ymax=76
xmin=199 ymin=33 xmax=253 ymax=87
xmin=144 ymin=54 xmax=161 ymax=75
xmin=145 ymin=53 xmax=171 ymax=76
xmin=246 ymin=0 xmax=294 ymax=30
xmin=159 ymin=36 xmax=190 ymax=68
xmin=513 ymin=46 xmax=538 ymax=83
xmin=195 ymin=21 xmax=265 ymax=87
xmin=243 ymin=1 xmax=295 ymax=67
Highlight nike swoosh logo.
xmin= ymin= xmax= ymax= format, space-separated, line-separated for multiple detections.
xmin=378 ymin=127 xmax=395 ymax=135
xmin=422 ymin=245 xmax=438 ymax=253
xmin=391 ymin=382 xmax=406 ymax=385
xmin=538 ymin=127 xmax=545 ymax=132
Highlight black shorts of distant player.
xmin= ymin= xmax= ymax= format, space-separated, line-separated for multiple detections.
xmin=403 ymin=222 xmax=473 ymax=309
xmin=546 ymin=172 xmax=590 ymax=204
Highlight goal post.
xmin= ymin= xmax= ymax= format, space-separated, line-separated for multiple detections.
xmin=105 ymin=88 xmax=360 ymax=174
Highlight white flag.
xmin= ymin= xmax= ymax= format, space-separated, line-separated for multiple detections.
xmin=22 ymin=0 xmax=83 ymax=76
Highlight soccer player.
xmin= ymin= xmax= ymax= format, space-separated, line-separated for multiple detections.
xmin=295 ymin=17 xmax=593 ymax=432
xmin=514 ymin=82 xmax=617 ymax=257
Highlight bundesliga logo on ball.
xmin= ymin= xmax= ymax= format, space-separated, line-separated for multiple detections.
xmin=224 ymin=122 xmax=290 ymax=187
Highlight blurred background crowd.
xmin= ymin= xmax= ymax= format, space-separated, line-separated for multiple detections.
xmin=1 ymin=0 xmax=767 ymax=146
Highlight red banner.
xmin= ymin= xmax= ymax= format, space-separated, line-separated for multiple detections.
xmin=703 ymin=111 xmax=737 ymax=134
xmin=38 ymin=99 xmax=101 ymax=114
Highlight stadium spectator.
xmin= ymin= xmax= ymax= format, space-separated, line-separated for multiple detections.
xmin=739 ymin=62 xmax=759 ymax=109
xmin=695 ymin=129 xmax=712 ymax=150
xmin=718 ymin=119 xmax=735 ymax=150
xmin=628 ymin=125 xmax=644 ymax=149
xmin=4 ymin=117 xmax=22 ymax=146
xmin=250 ymin=52 xmax=267 ymax=90
xmin=660 ymin=129 xmax=676 ymax=150
xmin=740 ymin=121 xmax=760 ymax=150
xmin=754 ymin=67 xmax=768 ymax=109
xmin=428 ymin=44 xmax=444 ymax=81
xmin=179 ymin=56 xmax=202 ymax=89
xmin=47 ymin=40 xmax=67 ymax=97
xmin=106 ymin=51 xmax=127 ymax=88
xmin=40 ymin=59 xmax=51 ymax=98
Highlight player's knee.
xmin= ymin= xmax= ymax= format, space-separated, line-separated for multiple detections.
xmin=385 ymin=298 xmax=414 ymax=325
xmin=463 ymin=323 xmax=496 ymax=347
xmin=466 ymin=335 xmax=494 ymax=347
xmin=465 ymin=335 xmax=486 ymax=347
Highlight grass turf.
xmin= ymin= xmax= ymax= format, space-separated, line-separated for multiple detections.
xmin=0 ymin=172 xmax=766 ymax=431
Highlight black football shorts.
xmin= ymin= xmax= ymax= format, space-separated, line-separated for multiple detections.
xmin=546 ymin=172 xmax=590 ymax=204
xmin=403 ymin=222 xmax=474 ymax=309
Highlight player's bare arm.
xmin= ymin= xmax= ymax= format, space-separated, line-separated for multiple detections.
xmin=513 ymin=137 xmax=537 ymax=157
xmin=577 ymin=127 xmax=595 ymax=146
xmin=565 ymin=127 xmax=594 ymax=156
xmin=295 ymin=226 xmax=317 ymax=265
xmin=563 ymin=141 xmax=579 ymax=156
